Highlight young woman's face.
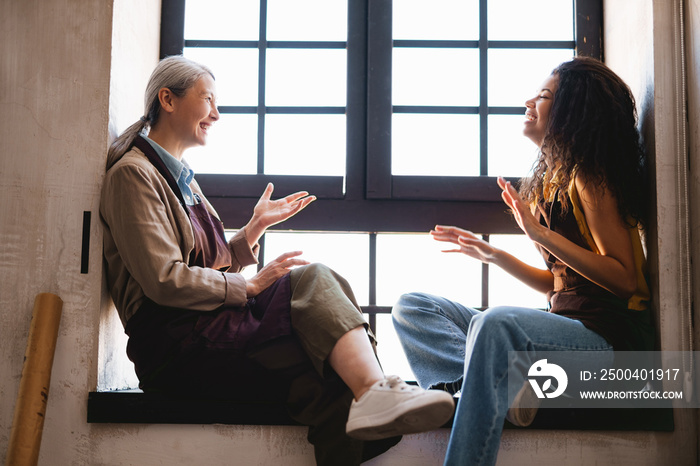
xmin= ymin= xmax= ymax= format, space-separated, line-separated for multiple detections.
xmin=523 ymin=74 xmax=558 ymax=147
xmin=171 ymin=74 xmax=220 ymax=149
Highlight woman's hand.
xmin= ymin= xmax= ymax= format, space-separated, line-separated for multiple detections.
xmin=245 ymin=183 xmax=316 ymax=246
xmin=497 ymin=177 xmax=545 ymax=242
xmin=246 ymin=251 xmax=309 ymax=297
xmin=431 ymin=225 xmax=500 ymax=264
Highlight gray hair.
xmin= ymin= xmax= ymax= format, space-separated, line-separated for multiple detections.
xmin=106 ymin=55 xmax=215 ymax=169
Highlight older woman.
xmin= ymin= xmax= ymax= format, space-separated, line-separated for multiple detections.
xmin=393 ymin=57 xmax=654 ymax=465
xmin=101 ymin=55 xmax=453 ymax=465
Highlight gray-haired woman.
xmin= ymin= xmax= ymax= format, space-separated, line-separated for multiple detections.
xmin=100 ymin=55 xmax=454 ymax=465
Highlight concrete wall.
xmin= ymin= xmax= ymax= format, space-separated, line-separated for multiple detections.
xmin=0 ymin=0 xmax=697 ymax=465
xmin=0 ymin=0 xmax=114 ymax=464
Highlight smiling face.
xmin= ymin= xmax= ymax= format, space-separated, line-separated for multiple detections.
xmin=523 ymin=74 xmax=558 ymax=148
xmin=171 ymin=74 xmax=220 ymax=150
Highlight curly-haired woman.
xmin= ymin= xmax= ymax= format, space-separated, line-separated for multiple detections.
xmin=393 ymin=56 xmax=654 ymax=465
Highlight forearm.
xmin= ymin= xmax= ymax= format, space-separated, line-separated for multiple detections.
xmin=532 ymin=227 xmax=636 ymax=299
xmin=491 ymin=248 xmax=553 ymax=294
xmin=242 ymin=217 xmax=265 ymax=249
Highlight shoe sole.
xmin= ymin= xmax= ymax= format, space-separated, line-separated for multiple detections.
xmin=346 ymin=396 xmax=455 ymax=441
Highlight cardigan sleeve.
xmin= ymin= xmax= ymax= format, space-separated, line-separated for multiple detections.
xmin=101 ymin=160 xmax=249 ymax=311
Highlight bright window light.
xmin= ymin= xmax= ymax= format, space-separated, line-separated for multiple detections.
xmin=263 ymin=232 xmax=370 ymax=306
xmin=487 ymin=115 xmax=539 ymax=178
xmin=488 ymin=234 xmax=549 ymax=309
xmin=267 ymin=0 xmax=348 ymax=41
xmin=487 ymin=0 xmax=573 ymax=41
xmin=376 ymin=233 xmax=482 ymax=308
xmin=488 ymin=49 xmax=575 ymax=107
xmin=392 ymin=48 xmax=479 ymax=106
xmin=184 ymin=0 xmax=260 ymax=41
xmin=264 ymin=114 xmax=346 ymax=176
xmin=392 ymin=114 xmax=479 ymax=176
xmin=186 ymin=114 xmax=258 ymax=175
xmin=393 ymin=0 xmax=479 ymax=40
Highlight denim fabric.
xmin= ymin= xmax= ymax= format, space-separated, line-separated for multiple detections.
xmin=392 ymin=292 xmax=614 ymax=466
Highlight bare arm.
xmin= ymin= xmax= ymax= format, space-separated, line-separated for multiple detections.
xmin=432 ymin=225 xmax=554 ymax=294
xmin=498 ymin=175 xmax=637 ymax=299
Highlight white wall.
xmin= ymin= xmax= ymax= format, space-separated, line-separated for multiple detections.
xmin=0 ymin=0 xmax=697 ymax=465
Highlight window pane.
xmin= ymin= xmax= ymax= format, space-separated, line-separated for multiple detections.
xmin=267 ymin=0 xmax=347 ymax=41
xmin=487 ymin=115 xmax=539 ymax=178
xmin=376 ymin=233 xmax=481 ymax=307
xmin=184 ymin=47 xmax=259 ymax=107
xmin=184 ymin=0 xmax=260 ymax=41
xmin=488 ymin=234 xmax=548 ymax=309
xmin=374 ymin=314 xmax=415 ymax=381
xmin=393 ymin=0 xmax=479 ymax=40
xmin=488 ymin=49 xmax=574 ymax=107
xmin=392 ymin=114 xmax=479 ymax=176
xmin=265 ymin=114 xmax=346 ymax=176
xmin=263 ymin=232 xmax=369 ymax=306
xmin=186 ymin=114 xmax=258 ymax=175
xmin=488 ymin=0 xmax=573 ymax=41
xmin=266 ymin=49 xmax=346 ymax=107
xmin=392 ymin=48 xmax=479 ymax=106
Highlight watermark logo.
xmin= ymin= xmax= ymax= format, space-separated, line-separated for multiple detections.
xmin=528 ymin=359 xmax=568 ymax=399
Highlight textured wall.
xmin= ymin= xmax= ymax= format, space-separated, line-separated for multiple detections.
xmin=0 ymin=0 xmax=113 ymax=464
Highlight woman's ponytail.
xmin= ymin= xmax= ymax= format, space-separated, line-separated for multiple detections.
xmin=106 ymin=118 xmax=149 ymax=169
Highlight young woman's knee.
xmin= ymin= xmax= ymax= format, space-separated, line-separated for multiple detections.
xmin=392 ymin=292 xmax=440 ymax=321
xmin=468 ymin=306 xmax=530 ymax=341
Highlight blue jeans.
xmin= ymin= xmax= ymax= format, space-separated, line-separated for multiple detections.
xmin=392 ymin=292 xmax=614 ymax=466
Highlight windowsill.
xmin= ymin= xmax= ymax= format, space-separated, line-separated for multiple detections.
xmin=87 ymin=390 xmax=674 ymax=431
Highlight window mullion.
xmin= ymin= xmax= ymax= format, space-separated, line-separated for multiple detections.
xmin=575 ymin=0 xmax=603 ymax=59
xmin=257 ymin=0 xmax=268 ymax=175
xmin=366 ymin=0 xmax=393 ymax=199
xmin=160 ymin=0 xmax=186 ymax=57
xmin=479 ymin=0 xmax=488 ymax=176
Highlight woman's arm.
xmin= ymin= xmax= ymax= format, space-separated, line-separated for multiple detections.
xmin=102 ymin=162 xmax=249 ymax=310
xmin=432 ymin=225 xmax=554 ymax=294
xmin=498 ymin=175 xmax=637 ymax=299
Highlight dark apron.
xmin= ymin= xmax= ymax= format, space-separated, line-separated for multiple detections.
xmin=124 ymin=136 xmax=293 ymax=395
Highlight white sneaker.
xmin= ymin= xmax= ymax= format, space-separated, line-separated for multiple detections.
xmin=346 ymin=375 xmax=455 ymax=440
xmin=505 ymin=381 xmax=540 ymax=427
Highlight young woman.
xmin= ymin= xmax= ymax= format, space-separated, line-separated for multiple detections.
xmin=100 ymin=55 xmax=454 ymax=466
xmin=392 ymin=57 xmax=654 ymax=465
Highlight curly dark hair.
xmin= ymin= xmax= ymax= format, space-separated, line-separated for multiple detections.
xmin=519 ymin=56 xmax=648 ymax=228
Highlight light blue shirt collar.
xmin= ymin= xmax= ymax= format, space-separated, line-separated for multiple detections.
xmin=141 ymin=133 xmax=198 ymax=206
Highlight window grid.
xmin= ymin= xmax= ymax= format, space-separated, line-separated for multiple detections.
xmin=162 ymin=0 xmax=602 ymax=337
xmin=367 ymin=0 xmax=577 ymax=199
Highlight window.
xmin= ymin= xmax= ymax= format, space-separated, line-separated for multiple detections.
xmin=163 ymin=0 xmax=601 ymax=379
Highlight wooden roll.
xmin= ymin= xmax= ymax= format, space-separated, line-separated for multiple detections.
xmin=5 ymin=293 xmax=63 ymax=466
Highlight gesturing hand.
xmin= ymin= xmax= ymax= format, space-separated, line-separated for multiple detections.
xmin=253 ymin=183 xmax=316 ymax=230
xmin=245 ymin=183 xmax=316 ymax=247
xmin=431 ymin=225 xmax=499 ymax=263
xmin=246 ymin=251 xmax=309 ymax=298
xmin=497 ymin=177 xmax=544 ymax=242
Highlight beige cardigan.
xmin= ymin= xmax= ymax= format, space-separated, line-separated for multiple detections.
xmin=100 ymin=145 xmax=259 ymax=327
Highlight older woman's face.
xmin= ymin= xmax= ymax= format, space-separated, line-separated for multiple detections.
xmin=523 ymin=74 xmax=558 ymax=147
xmin=171 ymin=74 xmax=220 ymax=150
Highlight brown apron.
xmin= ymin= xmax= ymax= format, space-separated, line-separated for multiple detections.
xmin=124 ymin=136 xmax=293 ymax=395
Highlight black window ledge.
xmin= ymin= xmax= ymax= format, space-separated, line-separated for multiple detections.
xmin=87 ymin=391 xmax=674 ymax=431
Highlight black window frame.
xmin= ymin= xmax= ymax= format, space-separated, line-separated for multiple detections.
xmin=160 ymin=0 xmax=602 ymax=329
